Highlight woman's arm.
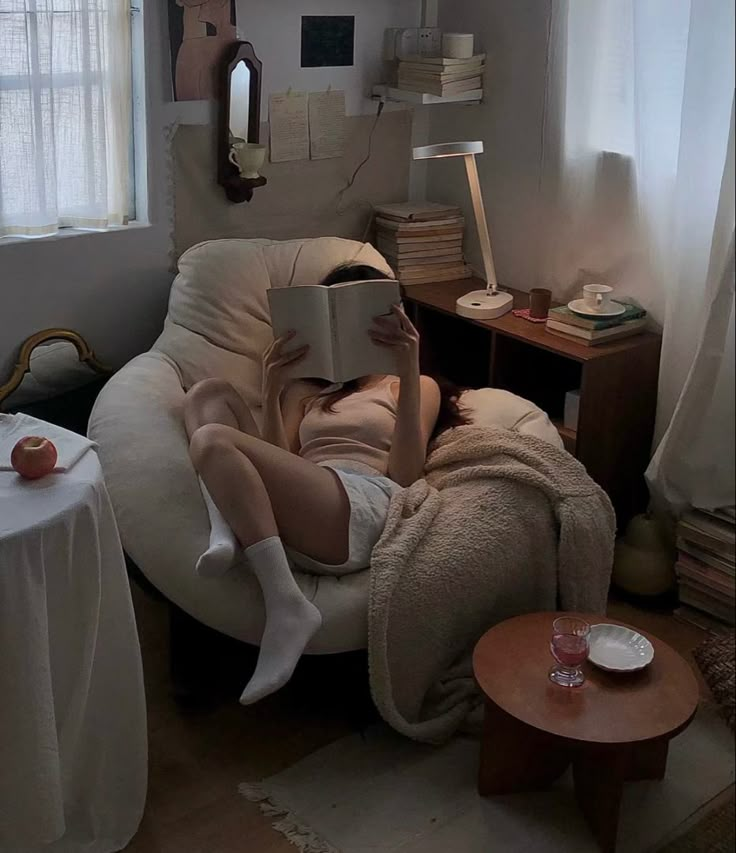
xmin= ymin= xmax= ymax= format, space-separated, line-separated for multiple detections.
xmin=370 ymin=305 xmax=440 ymax=486
xmin=388 ymin=373 xmax=440 ymax=486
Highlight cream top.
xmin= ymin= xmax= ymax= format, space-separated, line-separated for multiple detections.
xmin=298 ymin=376 xmax=398 ymax=476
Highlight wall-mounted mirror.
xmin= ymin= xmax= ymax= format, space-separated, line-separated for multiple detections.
xmin=0 ymin=330 xmax=110 ymax=412
xmin=218 ymin=42 xmax=266 ymax=203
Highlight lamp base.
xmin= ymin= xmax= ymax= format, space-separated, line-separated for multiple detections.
xmin=456 ymin=289 xmax=514 ymax=319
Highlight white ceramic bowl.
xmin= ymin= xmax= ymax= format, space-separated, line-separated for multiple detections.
xmin=588 ymin=623 xmax=655 ymax=672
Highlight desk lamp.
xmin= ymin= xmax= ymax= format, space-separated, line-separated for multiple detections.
xmin=412 ymin=141 xmax=513 ymax=319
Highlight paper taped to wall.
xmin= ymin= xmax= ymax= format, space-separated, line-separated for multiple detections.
xmin=308 ymin=90 xmax=346 ymax=160
xmin=269 ymin=92 xmax=309 ymax=163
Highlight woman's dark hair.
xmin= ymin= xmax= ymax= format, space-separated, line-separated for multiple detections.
xmin=311 ymin=263 xmax=471 ymax=439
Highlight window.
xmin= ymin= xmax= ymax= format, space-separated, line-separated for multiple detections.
xmin=563 ymin=0 xmax=690 ymax=161
xmin=0 ymin=1 xmax=133 ymax=239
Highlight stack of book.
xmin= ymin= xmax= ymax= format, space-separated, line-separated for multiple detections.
xmin=675 ymin=508 xmax=735 ymax=630
xmin=397 ymin=54 xmax=485 ymax=97
xmin=545 ymin=303 xmax=648 ymax=346
xmin=373 ymin=202 xmax=471 ymax=285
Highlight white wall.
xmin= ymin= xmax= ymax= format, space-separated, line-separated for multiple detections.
xmin=237 ymin=0 xmax=421 ymax=117
xmin=426 ymin=0 xmax=551 ymax=291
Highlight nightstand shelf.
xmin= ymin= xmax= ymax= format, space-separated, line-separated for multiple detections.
xmin=402 ymin=278 xmax=662 ymax=525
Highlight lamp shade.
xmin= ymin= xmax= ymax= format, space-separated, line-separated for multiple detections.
xmin=412 ymin=141 xmax=484 ymax=160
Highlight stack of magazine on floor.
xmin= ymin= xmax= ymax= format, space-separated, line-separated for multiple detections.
xmin=374 ymin=202 xmax=471 ymax=285
xmin=675 ymin=508 xmax=735 ymax=630
xmin=397 ymin=54 xmax=485 ymax=97
xmin=545 ymin=303 xmax=648 ymax=346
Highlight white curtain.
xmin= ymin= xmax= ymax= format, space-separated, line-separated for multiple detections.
xmin=540 ymin=0 xmax=735 ymax=512
xmin=0 ymin=0 xmax=131 ymax=238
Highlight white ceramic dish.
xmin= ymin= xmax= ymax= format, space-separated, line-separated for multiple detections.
xmin=588 ymin=623 xmax=655 ymax=672
xmin=568 ymin=299 xmax=627 ymax=319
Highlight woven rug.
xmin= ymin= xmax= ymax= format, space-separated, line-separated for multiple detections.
xmin=693 ymin=633 xmax=735 ymax=732
xmin=240 ymin=707 xmax=734 ymax=853
xmin=659 ymin=791 xmax=735 ymax=852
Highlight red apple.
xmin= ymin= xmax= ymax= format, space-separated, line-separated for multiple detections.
xmin=11 ymin=436 xmax=58 ymax=480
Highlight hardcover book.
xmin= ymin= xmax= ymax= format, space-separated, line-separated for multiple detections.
xmin=267 ymin=279 xmax=400 ymax=384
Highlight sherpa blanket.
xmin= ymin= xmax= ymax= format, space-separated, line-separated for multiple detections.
xmin=369 ymin=425 xmax=616 ymax=744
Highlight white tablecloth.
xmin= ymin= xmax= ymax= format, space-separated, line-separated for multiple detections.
xmin=0 ymin=451 xmax=147 ymax=853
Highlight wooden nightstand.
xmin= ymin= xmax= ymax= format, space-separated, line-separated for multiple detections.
xmin=402 ymin=279 xmax=662 ymax=525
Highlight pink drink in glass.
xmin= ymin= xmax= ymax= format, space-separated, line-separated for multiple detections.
xmin=549 ymin=616 xmax=590 ymax=687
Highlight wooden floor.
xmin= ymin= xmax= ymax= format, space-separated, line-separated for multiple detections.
xmin=124 ymin=585 xmax=714 ymax=852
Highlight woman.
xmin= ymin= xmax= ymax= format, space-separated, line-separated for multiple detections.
xmin=183 ymin=264 xmax=466 ymax=704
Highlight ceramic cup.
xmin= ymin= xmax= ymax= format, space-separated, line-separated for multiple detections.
xmin=442 ymin=33 xmax=474 ymax=60
xmin=583 ymin=284 xmax=614 ymax=312
xmin=529 ymin=288 xmax=552 ymax=319
xmin=229 ymin=142 xmax=266 ymax=179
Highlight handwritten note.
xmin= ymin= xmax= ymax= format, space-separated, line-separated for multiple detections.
xmin=308 ymin=90 xmax=346 ymax=160
xmin=269 ymin=92 xmax=309 ymax=163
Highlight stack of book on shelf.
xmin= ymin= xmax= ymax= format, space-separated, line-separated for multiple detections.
xmin=545 ymin=303 xmax=648 ymax=346
xmin=373 ymin=202 xmax=471 ymax=285
xmin=397 ymin=54 xmax=485 ymax=97
xmin=675 ymin=508 xmax=735 ymax=630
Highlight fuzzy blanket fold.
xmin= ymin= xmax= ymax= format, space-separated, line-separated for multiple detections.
xmin=368 ymin=426 xmax=616 ymax=744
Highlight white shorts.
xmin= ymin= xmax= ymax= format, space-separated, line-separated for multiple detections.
xmin=286 ymin=462 xmax=399 ymax=576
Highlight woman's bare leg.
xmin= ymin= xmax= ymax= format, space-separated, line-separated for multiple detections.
xmin=184 ymin=378 xmax=260 ymax=439
xmin=184 ymin=379 xmax=261 ymax=575
xmin=189 ymin=423 xmax=349 ymax=561
xmin=189 ymin=424 xmax=350 ymax=702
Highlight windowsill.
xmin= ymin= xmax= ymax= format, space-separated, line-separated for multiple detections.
xmin=0 ymin=221 xmax=152 ymax=248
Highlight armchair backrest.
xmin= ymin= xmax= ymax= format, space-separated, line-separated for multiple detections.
xmin=153 ymin=237 xmax=391 ymax=407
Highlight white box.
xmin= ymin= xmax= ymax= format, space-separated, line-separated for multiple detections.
xmin=564 ymin=389 xmax=581 ymax=431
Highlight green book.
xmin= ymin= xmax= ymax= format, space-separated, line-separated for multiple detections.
xmin=549 ymin=301 xmax=646 ymax=330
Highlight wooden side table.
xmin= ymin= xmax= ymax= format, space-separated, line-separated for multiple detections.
xmin=402 ymin=279 xmax=662 ymax=525
xmin=473 ymin=613 xmax=699 ymax=853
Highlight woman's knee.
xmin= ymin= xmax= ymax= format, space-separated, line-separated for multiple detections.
xmin=185 ymin=378 xmax=235 ymax=405
xmin=189 ymin=423 xmax=237 ymax=470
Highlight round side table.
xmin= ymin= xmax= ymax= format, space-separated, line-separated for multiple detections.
xmin=472 ymin=612 xmax=699 ymax=853
xmin=0 ymin=450 xmax=147 ymax=852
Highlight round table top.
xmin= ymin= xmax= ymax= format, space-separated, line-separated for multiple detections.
xmin=0 ymin=450 xmax=101 ymax=540
xmin=473 ymin=612 xmax=699 ymax=745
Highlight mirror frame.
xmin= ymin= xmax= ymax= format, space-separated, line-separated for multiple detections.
xmin=218 ymin=41 xmax=266 ymax=204
xmin=0 ymin=329 xmax=110 ymax=407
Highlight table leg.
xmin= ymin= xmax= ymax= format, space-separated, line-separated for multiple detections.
xmin=627 ymin=738 xmax=669 ymax=781
xmin=573 ymin=746 xmax=628 ymax=853
xmin=478 ymin=700 xmax=571 ymax=795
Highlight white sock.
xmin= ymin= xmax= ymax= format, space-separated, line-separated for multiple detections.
xmin=240 ymin=536 xmax=322 ymax=705
xmin=196 ymin=478 xmax=238 ymax=578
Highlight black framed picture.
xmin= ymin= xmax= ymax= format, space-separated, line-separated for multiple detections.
xmin=301 ymin=16 xmax=355 ymax=68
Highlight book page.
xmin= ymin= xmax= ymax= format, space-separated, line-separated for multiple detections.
xmin=308 ymin=90 xmax=346 ymax=160
xmin=267 ymin=287 xmax=335 ymax=382
xmin=332 ymin=280 xmax=401 ymax=383
xmin=269 ymin=92 xmax=309 ymax=163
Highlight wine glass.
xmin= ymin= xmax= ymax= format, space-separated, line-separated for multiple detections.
xmin=549 ymin=616 xmax=590 ymax=687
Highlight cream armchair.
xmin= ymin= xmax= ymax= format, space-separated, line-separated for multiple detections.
xmin=89 ymin=237 xmax=562 ymax=655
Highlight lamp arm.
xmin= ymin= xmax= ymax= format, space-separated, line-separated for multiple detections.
xmin=463 ymin=154 xmax=498 ymax=294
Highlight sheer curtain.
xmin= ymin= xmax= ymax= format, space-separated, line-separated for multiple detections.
xmin=540 ymin=0 xmax=735 ymax=512
xmin=0 ymin=0 xmax=132 ymax=238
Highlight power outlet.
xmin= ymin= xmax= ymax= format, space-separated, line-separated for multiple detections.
xmin=417 ymin=27 xmax=441 ymax=57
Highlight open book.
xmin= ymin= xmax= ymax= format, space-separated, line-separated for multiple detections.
xmin=267 ymin=279 xmax=401 ymax=383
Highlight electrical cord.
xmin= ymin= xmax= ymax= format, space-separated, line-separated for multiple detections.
xmin=336 ymin=99 xmax=386 ymax=214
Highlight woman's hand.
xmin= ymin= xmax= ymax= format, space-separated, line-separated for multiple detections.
xmin=368 ymin=304 xmax=420 ymax=380
xmin=263 ymin=331 xmax=309 ymax=399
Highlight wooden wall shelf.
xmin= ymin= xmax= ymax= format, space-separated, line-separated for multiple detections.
xmin=402 ymin=278 xmax=662 ymax=525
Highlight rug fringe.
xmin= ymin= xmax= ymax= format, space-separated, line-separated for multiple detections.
xmin=238 ymin=783 xmax=340 ymax=853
